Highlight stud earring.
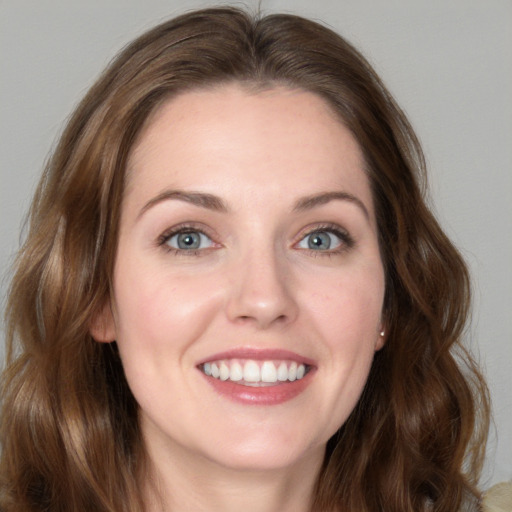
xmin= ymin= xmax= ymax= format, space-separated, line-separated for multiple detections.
xmin=379 ymin=330 xmax=385 ymax=337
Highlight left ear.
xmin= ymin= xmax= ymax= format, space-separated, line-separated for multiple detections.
xmin=89 ymin=301 xmax=117 ymax=343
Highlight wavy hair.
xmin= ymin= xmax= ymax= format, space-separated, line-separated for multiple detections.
xmin=1 ymin=7 xmax=489 ymax=511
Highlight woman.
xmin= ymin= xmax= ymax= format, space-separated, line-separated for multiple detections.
xmin=0 ymin=7 xmax=489 ymax=512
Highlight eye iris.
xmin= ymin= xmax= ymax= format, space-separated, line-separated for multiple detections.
xmin=308 ymin=232 xmax=331 ymax=250
xmin=177 ymin=232 xmax=200 ymax=249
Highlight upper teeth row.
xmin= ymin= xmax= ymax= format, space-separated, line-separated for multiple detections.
xmin=202 ymin=360 xmax=307 ymax=383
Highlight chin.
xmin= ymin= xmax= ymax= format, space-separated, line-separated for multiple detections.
xmin=197 ymin=428 xmax=327 ymax=473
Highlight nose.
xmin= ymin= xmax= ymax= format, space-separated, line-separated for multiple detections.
xmin=225 ymin=248 xmax=299 ymax=329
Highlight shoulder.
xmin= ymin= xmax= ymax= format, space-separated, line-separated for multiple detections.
xmin=481 ymin=481 xmax=512 ymax=512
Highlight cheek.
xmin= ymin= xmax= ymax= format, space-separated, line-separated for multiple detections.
xmin=112 ymin=257 xmax=224 ymax=355
xmin=306 ymin=267 xmax=385 ymax=342
xmin=302 ymin=268 xmax=384 ymax=416
xmin=319 ymin=288 xmax=381 ymax=385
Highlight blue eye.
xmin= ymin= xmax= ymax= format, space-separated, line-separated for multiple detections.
xmin=166 ymin=230 xmax=213 ymax=250
xmin=298 ymin=230 xmax=343 ymax=251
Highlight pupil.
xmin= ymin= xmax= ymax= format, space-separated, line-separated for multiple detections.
xmin=309 ymin=232 xmax=330 ymax=250
xmin=178 ymin=232 xmax=200 ymax=249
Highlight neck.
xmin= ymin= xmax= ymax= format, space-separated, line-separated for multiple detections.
xmin=143 ymin=435 xmax=325 ymax=512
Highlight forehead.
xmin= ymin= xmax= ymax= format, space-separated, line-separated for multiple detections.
xmin=125 ymin=84 xmax=373 ymax=218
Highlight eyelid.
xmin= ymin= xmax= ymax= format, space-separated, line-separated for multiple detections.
xmin=168 ymin=231 xmax=213 ymax=250
xmin=293 ymin=223 xmax=354 ymax=252
xmin=156 ymin=221 xmax=354 ymax=256
xmin=157 ymin=222 xmax=220 ymax=250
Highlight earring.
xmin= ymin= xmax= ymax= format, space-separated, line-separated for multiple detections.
xmin=379 ymin=330 xmax=385 ymax=337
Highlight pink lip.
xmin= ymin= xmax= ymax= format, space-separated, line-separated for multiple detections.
xmin=202 ymin=370 xmax=315 ymax=405
xmin=197 ymin=348 xmax=316 ymax=406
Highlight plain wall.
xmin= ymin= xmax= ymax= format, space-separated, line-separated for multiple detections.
xmin=1 ymin=0 xmax=511 ymax=486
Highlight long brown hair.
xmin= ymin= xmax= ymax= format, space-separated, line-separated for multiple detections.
xmin=1 ymin=7 xmax=489 ymax=511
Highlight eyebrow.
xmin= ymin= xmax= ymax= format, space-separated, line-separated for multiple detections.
xmin=138 ymin=190 xmax=229 ymax=219
xmin=293 ymin=191 xmax=370 ymax=220
xmin=137 ymin=189 xmax=369 ymax=221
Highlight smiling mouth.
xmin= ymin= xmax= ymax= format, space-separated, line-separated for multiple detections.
xmin=199 ymin=359 xmax=311 ymax=386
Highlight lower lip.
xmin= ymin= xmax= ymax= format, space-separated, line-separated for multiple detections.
xmin=200 ymin=370 xmax=315 ymax=405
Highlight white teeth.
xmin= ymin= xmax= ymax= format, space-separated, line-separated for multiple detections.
xmin=201 ymin=359 xmax=308 ymax=385
xmin=261 ymin=361 xmax=277 ymax=383
xmin=219 ymin=362 xmax=230 ymax=381
xmin=277 ymin=362 xmax=288 ymax=381
xmin=230 ymin=361 xmax=243 ymax=381
xmin=288 ymin=362 xmax=297 ymax=381
xmin=243 ymin=361 xmax=261 ymax=382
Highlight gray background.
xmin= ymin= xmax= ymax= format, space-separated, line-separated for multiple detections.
xmin=1 ymin=0 xmax=510 ymax=486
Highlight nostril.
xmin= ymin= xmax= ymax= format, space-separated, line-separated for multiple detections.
xmin=226 ymin=279 xmax=299 ymax=328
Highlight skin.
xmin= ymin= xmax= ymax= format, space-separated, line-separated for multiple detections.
xmin=91 ymin=84 xmax=386 ymax=512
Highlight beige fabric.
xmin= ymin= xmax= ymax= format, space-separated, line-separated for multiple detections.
xmin=482 ymin=482 xmax=512 ymax=512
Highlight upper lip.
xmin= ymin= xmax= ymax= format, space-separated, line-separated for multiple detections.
xmin=197 ymin=348 xmax=317 ymax=367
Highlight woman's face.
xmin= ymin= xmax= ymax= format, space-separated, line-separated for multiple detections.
xmin=94 ymin=84 xmax=386 ymax=472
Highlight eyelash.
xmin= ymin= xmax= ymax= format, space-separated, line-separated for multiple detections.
xmin=297 ymin=223 xmax=355 ymax=257
xmin=157 ymin=223 xmax=218 ymax=256
xmin=156 ymin=222 xmax=355 ymax=257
